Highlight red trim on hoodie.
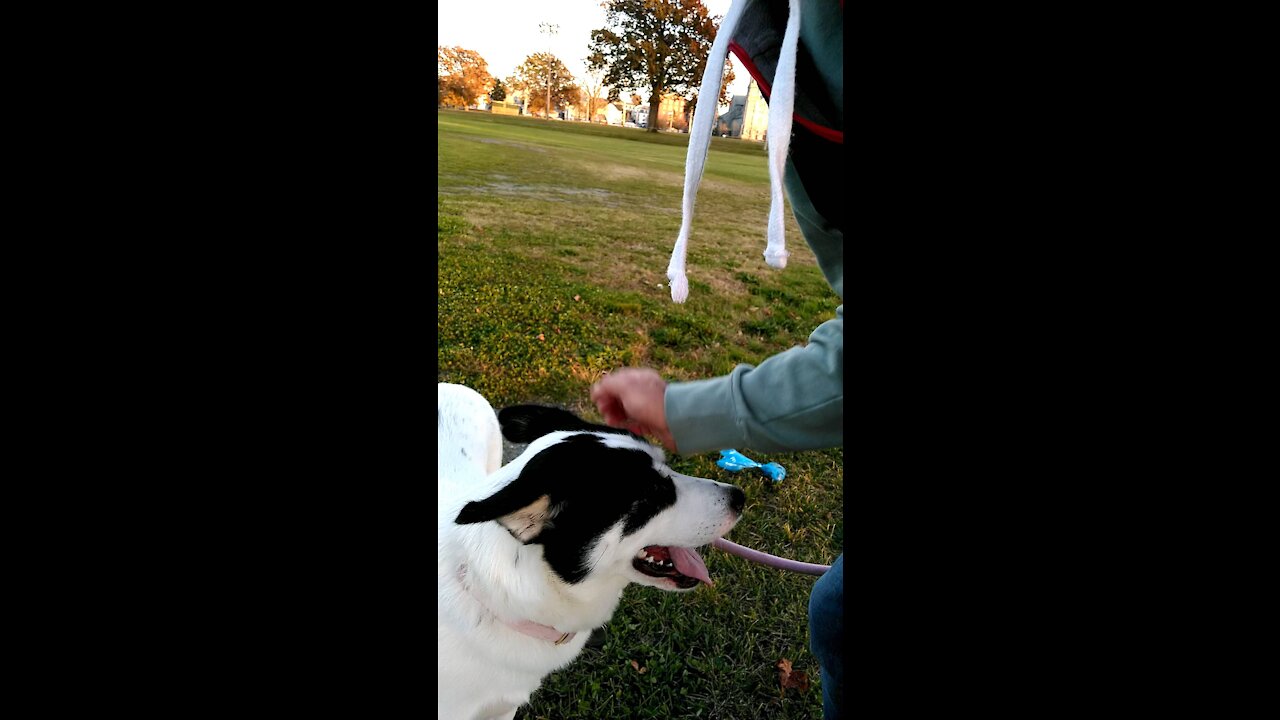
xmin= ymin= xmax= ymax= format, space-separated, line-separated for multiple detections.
xmin=729 ymin=41 xmax=844 ymax=144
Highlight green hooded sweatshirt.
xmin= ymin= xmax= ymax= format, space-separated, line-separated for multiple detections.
xmin=665 ymin=0 xmax=843 ymax=454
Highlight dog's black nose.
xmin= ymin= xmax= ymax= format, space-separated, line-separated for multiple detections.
xmin=728 ymin=486 xmax=746 ymax=514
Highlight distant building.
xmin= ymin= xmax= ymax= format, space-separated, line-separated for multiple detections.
xmin=739 ymin=79 xmax=768 ymax=141
xmin=507 ymin=90 xmax=528 ymax=115
xmin=656 ymin=94 xmax=687 ymax=131
xmin=628 ymin=94 xmax=689 ymax=131
xmin=713 ymin=79 xmax=767 ymax=141
xmin=717 ymin=94 xmax=747 ymax=136
xmin=490 ymin=100 xmax=521 ymax=116
xmin=602 ymin=102 xmax=626 ymax=125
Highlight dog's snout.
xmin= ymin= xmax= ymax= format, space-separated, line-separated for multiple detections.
xmin=728 ymin=486 xmax=745 ymax=515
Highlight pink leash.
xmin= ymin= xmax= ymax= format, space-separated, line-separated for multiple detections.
xmin=713 ymin=537 xmax=831 ymax=576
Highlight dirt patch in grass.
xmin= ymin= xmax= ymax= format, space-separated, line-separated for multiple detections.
xmin=468 ymin=137 xmax=547 ymax=153
xmin=439 ymin=181 xmax=617 ymax=204
xmin=582 ymin=161 xmax=682 ymax=187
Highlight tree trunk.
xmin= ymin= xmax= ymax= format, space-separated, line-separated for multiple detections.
xmin=647 ymin=87 xmax=661 ymax=133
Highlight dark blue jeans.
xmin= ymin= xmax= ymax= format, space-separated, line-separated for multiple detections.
xmin=809 ymin=554 xmax=844 ymax=719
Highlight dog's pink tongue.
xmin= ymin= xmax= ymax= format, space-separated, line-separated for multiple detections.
xmin=669 ymin=546 xmax=713 ymax=586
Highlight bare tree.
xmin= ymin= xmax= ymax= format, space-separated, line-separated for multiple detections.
xmin=581 ymin=70 xmax=607 ymax=123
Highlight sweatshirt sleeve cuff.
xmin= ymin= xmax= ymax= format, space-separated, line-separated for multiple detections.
xmin=664 ymin=374 xmax=747 ymax=455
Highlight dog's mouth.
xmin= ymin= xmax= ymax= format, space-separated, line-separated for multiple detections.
xmin=633 ymin=545 xmax=712 ymax=589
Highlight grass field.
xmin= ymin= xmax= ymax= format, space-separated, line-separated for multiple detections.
xmin=438 ymin=109 xmax=843 ymax=720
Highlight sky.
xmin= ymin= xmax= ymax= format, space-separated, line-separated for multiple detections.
xmin=437 ymin=0 xmax=749 ymax=107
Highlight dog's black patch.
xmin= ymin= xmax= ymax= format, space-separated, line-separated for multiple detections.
xmin=455 ymin=434 xmax=676 ymax=585
xmin=498 ymin=405 xmax=641 ymax=443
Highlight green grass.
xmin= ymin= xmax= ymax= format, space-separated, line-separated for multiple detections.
xmin=439 ymin=109 xmax=843 ymax=720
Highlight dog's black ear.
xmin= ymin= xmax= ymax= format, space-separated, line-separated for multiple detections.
xmin=455 ymin=472 xmax=560 ymax=542
xmin=498 ymin=405 xmax=602 ymax=442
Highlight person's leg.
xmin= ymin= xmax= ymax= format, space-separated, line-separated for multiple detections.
xmin=809 ymin=553 xmax=844 ymax=719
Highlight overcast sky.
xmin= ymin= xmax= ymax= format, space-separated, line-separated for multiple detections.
xmin=437 ymin=0 xmax=749 ymax=104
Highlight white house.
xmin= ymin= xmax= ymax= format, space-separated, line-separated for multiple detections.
xmin=603 ymin=102 xmax=626 ymax=125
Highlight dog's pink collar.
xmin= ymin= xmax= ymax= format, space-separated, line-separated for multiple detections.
xmin=506 ymin=618 xmax=576 ymax=645
xmin=457 ymin=564 xmax=577 ymax=646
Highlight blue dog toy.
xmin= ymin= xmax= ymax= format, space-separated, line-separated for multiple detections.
xmin=716 ymin=449 xmax=786 ymax=483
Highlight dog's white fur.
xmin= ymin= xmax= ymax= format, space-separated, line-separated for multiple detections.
xmin=438 ymin=383 xmax=741 ymax=720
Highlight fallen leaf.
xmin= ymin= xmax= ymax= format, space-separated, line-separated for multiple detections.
xmin=537 ymin=333 xmax=545 ymax=341
xmin=785 ymin=670 xmax=809 ymax=691
xmin=776 ymin=658 xmax=810 ymax=692
xmin=629 ymin=660 xmax=648 ymax=674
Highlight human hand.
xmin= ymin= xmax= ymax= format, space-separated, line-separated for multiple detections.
xmin=589 ymin=368 xmax=677 ymax=452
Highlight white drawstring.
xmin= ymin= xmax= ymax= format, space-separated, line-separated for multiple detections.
xmin=668 ymin=0 xmax=803 ymax=303
xmin=764 ymin=0 xmax=801 ymax=270
xmin=667 ymin=0 xmax=747 ymax=304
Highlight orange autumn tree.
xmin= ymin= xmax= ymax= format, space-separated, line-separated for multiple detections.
xmin=513 ymin=52 xmax=579 ymax=118
xmin=437 ymin=46 xmax=493 ymax=108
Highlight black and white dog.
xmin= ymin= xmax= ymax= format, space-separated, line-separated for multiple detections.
xmin=437 ymin=383 xmax=745 ymax=720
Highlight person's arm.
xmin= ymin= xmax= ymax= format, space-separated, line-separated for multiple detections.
xmin=665 ymin=304 xmax=843 ymax=454
xmin=589 ymin=305 xmax=842 ymax=454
